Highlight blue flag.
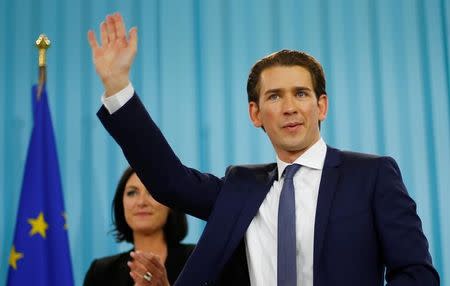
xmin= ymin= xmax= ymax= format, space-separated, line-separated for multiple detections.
xmin=7 ymin=85 xmax=74 ymax=286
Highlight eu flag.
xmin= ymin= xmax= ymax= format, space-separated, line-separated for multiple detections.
xmin=7 ymin=85 xmax=74 ymax=286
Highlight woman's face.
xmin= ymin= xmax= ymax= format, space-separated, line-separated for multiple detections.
xmin=123 ymin=173 xmax=170 ymax=236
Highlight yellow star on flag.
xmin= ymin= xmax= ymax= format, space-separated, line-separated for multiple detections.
xmin=28 ymin=212 xmax=49 ymax=238
xmin=9 ymin=245 xmax=24 ymax=270
xmin=62 ymin=212 xmax=68 ymax=230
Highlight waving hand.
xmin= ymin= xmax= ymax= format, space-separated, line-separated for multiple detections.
xmin=87 ymin=13 xmax=137 ymax=97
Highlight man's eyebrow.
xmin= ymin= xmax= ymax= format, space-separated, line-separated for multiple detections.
xmin=293 ymin=86 xmax=312 ymax=91
xmin=264 ymin=86 xmax=312 ymax=94
xmin=264 ymin=88 xmax=282 ymax=95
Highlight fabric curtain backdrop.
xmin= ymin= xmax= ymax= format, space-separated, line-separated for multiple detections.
xmin=1 ymin=0 xmax=449 ymax=285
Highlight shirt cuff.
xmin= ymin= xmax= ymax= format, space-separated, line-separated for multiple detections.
xmin=101 ymin=82 xmax=134 ymax=114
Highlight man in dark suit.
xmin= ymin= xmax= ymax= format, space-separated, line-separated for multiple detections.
xmin=88 ymin=13 xmax=439 ymax=286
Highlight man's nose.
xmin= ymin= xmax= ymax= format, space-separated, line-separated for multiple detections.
xmin=282 ymin=94 xmax=298 ymax=114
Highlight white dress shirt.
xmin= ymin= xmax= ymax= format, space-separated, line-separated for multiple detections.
xmin=102 ymin=85 xmax=327 ymax=286
xmin=101 ymin=82 xmax=134 ymax=114
xmin=245 ymin=139 xmax=327 ymax=286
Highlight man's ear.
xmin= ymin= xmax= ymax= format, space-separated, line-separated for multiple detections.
xmin=249 ymin=101 xmax=263 ymax=128
xmin=317 ymin=94 xmax=328 ymax=122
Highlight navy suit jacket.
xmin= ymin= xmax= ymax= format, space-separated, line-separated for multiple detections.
xmin=98 ymin=94 xmax=439 ymax=286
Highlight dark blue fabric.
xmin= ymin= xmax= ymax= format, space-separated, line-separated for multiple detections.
xmin=7 ymin=86 xmax=74 ymax=286
xmin=278 ymin=164 xmax=301 ymax=286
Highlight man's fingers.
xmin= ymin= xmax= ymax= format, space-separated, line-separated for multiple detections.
xmin=100 ymin=21 xmax=108 ymax=46
xmin=87 ymin=30 xmax=99 ymax=49
xmin=129 ymin=27 xmax=138 ymax=53
xmin=106 ymin=15 xmax=117 ymax=43
xmin=88 ymin=12 xmax=136 ymax=95
xmin=114 ymin=13 xmax=127 ymax=44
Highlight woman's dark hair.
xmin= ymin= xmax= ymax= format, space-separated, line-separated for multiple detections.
xmin=111 ymin=166 xmax=188 ymax=245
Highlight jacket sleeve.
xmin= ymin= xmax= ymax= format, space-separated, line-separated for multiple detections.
xmin=97 ymin=93 xmax=222 ymax=220
xmin=374 ymin=157 xmax=439 ymax=285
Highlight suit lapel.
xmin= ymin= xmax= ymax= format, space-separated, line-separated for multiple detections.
xmin=227 ymin=165 xmax=278 ymax=248
xmin=313 ymin=146 xmax=341 ymax=279
xmin=215 ymin=167 xmax=277 ymax=285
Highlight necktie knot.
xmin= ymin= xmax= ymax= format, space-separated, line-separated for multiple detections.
xmin=284 ymin=163 xmax=301 ymax=180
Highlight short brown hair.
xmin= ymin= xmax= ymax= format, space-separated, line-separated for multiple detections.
xmin=247 ymin=50 xmax=327 ymax=104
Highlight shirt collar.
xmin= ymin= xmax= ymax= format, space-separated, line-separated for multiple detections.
xmin=276 ymin=137 xmax=327 ymax=180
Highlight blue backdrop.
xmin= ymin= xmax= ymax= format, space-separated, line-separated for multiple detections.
xmin=1 ymin=0 xmax=449 ymax=285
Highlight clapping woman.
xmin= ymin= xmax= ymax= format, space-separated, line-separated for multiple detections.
xmin=84 ymin=167 xmax=194 ymax=285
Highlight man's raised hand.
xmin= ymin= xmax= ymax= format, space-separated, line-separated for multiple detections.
xmin=87 ymin=13 xmax=137 ymax=97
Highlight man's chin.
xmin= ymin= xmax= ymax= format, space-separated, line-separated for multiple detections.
xmin=282 ymin=140 xmax=307 ymax=152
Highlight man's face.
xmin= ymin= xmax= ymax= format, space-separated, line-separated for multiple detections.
xmin=249 ymin=65 xmax=328 ymax=162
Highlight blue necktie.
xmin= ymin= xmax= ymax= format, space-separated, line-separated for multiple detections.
xmin=278 ymin=163 xmax=301 ymax=286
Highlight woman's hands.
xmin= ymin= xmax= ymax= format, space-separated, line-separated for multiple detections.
xmin=128 ymin=251 xmax=170 ymax=286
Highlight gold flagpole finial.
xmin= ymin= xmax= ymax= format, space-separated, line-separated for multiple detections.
xmin=36 ymin=34 xmax=51 ymax=67
xmin=35 ymin=34 xmax=50 ymax=100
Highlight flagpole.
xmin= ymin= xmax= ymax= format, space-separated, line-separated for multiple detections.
xmin=35 ymin=34 xmax=50 ymax=100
